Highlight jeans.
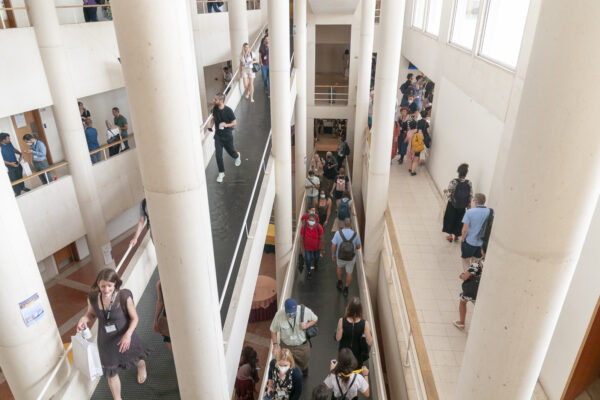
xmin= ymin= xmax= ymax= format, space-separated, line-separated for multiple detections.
xmin=83 ymin=7 xmax=98 ymax=22
xmin=121 ymin=131 xmax=130 ymax=150
xmin=398 ymin=140 xmax=408 ymax=158
xmin=304 ymin=249 xmax=320 ymax=270
xmin=214 ymin=131 xmax=238 ymax=173
xmin=33 ymin=160 xmax=50 ymax=185
xmin=306 ymin=195 xmax=317 ymax=210
xmin=207 ymin=2 xmax=221 ymax=12
xmin=90 ymin=152 xmax=101 ymax=164
xmin=7 ymin=164 xmax=24 ymax=196
xmin=261 ymin=65 xmax=270 ymax=92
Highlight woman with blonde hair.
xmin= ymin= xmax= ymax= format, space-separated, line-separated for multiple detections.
xmin=266 ymin=348 xmax=303 ymax=399
xmin=240 ymin=42 xmax=258 ymax=102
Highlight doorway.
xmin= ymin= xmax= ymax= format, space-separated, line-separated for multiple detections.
xmin=314 ymin=118 xmax=346 ymax=153
xmin=10 ymin=109 xmax=52 ymax=164
xmin=53 ymin=243 xmax=80 ymax=270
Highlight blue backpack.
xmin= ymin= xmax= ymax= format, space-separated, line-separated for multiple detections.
xmin=338 ymin=198 xmax=351 ymax=220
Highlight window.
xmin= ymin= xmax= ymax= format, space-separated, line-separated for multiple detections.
xmin=425 ymin=0 xmax=443 ymax=36
xmin=450 ymin=0 xmax=481 ymax=50
xmin=480 ymin=0 xmax=530 ymax=68
xmin=412 ymin=0 xmax=426 ymax=29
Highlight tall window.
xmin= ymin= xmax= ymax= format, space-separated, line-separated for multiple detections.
xmin=425 ymin=0 xmax=443 ymax=36
xmin=480 ymin=0 xmax=530 ymax=68
xmin=412 ymin=0 xmax=426 ymax=29
xmin=450 ymin=0 xmax=481 ymax=50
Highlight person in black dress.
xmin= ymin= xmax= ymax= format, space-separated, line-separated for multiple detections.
xmin=335 ymin=297 xmax=373 ymax=366
xmin=77 ymin=268 xmax=151 ymax=399
xmin=323 ymin=152 xmax=338 ymax=193
xmin=442 ymin=163 xmax=473 ymax=242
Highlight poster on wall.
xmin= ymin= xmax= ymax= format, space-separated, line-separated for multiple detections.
xmin=14 ymin=113 xmax=27 ymax=128
xmin=19 ymin=292 xmax=45 ymax=327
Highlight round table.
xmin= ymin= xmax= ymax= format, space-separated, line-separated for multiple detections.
xmin=249 ymin=275 xmax=277 ymax=323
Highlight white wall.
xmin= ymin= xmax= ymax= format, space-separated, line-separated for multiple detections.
xmin=540 ymin=197 xmax=600 ymax=399
xmin=79 ymin=87 xmax=133 ymax=146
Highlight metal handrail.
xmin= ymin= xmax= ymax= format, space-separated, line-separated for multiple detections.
xmin=199 ymin=23 xmax=268 ymax=139
xmin=314 ymin=84 xmax=350 ymax=88
xmin=219 ymin=131 xmax=272 ymax=309
xmin=11 ymin=161 xmax=68 ymax=186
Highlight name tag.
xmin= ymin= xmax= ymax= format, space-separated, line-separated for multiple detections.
xmin=290 ymin=335 xmax=298 ymax=342
xmin=104 ymin=323 xmax=117 ymax=333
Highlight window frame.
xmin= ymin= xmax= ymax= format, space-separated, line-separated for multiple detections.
xmin=423 ymin=0 xmax=443 ymax=37
xmin=448 ymin=0 xmax=485 ymax=52
xmin=411 ymin=0 xmax=427 ymax=30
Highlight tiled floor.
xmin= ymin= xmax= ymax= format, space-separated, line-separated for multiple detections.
xmin=387 ymin=161 xmax=548 ymax=399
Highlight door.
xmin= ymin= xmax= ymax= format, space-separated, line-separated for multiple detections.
xmin=1 ymin=0 xmax=17 ymax=29
xmin=53 ymin=243 xmax=79 ymax=270
xmin=10 ymin=109 xmax=52 ymax=164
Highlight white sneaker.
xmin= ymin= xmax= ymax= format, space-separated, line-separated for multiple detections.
xmin=217 ymin=172 xmax=225 ymax=183
xmin=235 ymin=152 xmax=242 ymax=167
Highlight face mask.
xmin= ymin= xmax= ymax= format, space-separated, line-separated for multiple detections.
xmin=27 ymin=142 xmax=33 ymax=146
xmin=308 ymin=220 xmax=316 ymax=226
xmin=320 ymin=194 xmax=326 ymax=199
xmin=408 ymin=100 xmax=413 ymax=104
xmin=309 ymin=210 xmax=315 ymax=215
xmin=278 ymin=365 xmax=290 ymax=374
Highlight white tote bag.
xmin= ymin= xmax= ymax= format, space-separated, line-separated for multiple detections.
xmin=20 ymin=160 xmax=32 ymax=176
xmin=71 ymin=333 xmax=103 ymax=381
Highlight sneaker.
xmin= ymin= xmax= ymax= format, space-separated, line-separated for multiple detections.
xmin=343 ymin=287 xmax=349 ymax=297
xmin=336 ymin=281 xmax=343 ymax=291
xmin=216 ymin=172 xmax=225 ymax=183
xmin=235 ymin=152 xmax=242 ymax=167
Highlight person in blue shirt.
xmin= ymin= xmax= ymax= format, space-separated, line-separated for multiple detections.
xmin=0 ymin=132 xmax=27 ymax=195
xmin=84 ymin=118 xmax=101 ymax=164
xmin=23 ymin=134 xmax=52 ymax=184
xmin=460 ymin=193 xmax=491 ymax=271
xmin=331 ymin=218 xmax=361 ymax=297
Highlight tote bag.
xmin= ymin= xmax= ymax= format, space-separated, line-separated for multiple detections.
xmin=71 ymin=333 xmax=103 ymax=380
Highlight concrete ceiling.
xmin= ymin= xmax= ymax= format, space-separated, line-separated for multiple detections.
xmin=308 ymin=0 xmax=360 ymax=15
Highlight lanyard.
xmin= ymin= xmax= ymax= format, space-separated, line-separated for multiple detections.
xmin=287 ymin=315 xmax=296 ymax=331
xmin=100 ymin=291 xmax=116 ymax=321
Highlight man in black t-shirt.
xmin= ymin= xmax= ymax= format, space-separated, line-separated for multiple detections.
xmin=208 ymin=93 xmax=241 ymax=182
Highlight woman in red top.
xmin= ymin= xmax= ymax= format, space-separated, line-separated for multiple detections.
xmin=300 ymin=214 xmax=324 ymax=280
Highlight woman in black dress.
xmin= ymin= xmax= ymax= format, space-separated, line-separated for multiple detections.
xmin=323 ymin=151 xmax=338 ymax=192
xmin=77 ymin=268 xmax=151 ymax=399
xmin=442 ymin=163 xmax=473 ymax=242
xmin=335 ymin=297 xmax=373 ymax=366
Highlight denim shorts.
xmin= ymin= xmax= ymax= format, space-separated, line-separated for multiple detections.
xmin=461 ymin=241 xmax=482 ymax=259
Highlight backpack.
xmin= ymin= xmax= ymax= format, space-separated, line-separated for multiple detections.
xmin=338 ymin=198 xmax=351 ymax=220
xmin=400 ymin=79 xmax=412 ymax=95
xmin=343 ymin=142 xmax=350 ymax=156
xmin=451 ymin=180 xmax=470 ymax=209
xmin=335 ymin=176 xmax=346 ymax=192
xmin=478 ymin=208 xmax=494 ymax=244
xmin=338 ymin=230 xmax=357 ymax=261
xmin=411 ymin=133 xmax=425 ymax=152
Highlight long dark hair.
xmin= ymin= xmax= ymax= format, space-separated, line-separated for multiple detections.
xmin=239 ymin=346 xmax=259 ymax=382
xmin=332 ymin=348 xmax=358 ymax=382
xmin=345 ymin=297 xmax=363 ymax=320
xmin=91 ymin=268 xmax=122 ymax=291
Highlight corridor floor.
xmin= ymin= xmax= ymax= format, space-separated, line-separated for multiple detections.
xmin=387 ymin=160 xmax=548 ymax=400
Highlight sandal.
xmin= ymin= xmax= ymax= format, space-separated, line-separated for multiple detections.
xmin=453 ymin=321 xmax=465 ymax=330
xmin=446 ymin=236 xmax=453 ymax=243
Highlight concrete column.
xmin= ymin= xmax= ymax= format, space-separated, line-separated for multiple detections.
xmin=0 ymin=168 xmax=67 ymax=399
xmin=228 ymin=0 xmax=249 ymax=75
xmin=306 ymin=22 xmax=316 ymax=158
xmin=111 ymin=1 xmax=228 ymax=398
xmin=26 ymin=0 xmax=113 ymax=271
xmin=268 ymin=0 xmax=293 ymax=296
xmin=456 ymin=1 xmax=600 ymax=398
xmin=189 ymin=0 xmax=209 ymax=121
xmin=363 ymin=0 xmax=405 ymax=293
xmin=294 ymin=0 xmax=307 ymax=215
xmin=351 ymin=0 xmax=375 ymax=207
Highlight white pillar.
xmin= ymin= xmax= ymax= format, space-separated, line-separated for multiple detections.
xmin=363 ymin=0 xmax=405 ymax=293
xmin=111 ymin=1 xmax=228 ymax=398
xmin=0 ymin=168 xmax=67 ymax=399
xmin=268 ymin=0 xmax=293 ymax=296
xmin=306 ymin=23 xmax=316 ymax=158
xmin=352 ymin=0 xmax=375 ymax=207
xmin=228 ymin=0 xmax=249 ymax=75
xmin=294 ymin=0 xmax=307 ymax=215
xmin=26 ymin=0 xmax=114 ymax=271
xmin=456 ymin=1 xmax=600 ymax=398
xmin=189 ymin=0 xmax=209 ymax=121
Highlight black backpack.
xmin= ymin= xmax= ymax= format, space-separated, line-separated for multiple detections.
xmin=478 ymin=208 xmax=494 ymax=243
xmin=400 ymin=79 xmax=412 ymax=95
xmin=338 ymin=230 xmax=357 ymax=261
xmin=451 ymin=180 xmax=470 ymax=209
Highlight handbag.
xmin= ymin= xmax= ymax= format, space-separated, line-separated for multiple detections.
xmin=20 ymin=160 xmax=32 ymax=176
xmin=301 ymin=305 xmax=318 ymax=339
xmin=252 ymin=62 xmax=261 ymax=73
xmin=71 ymin=332 xmax=103 ymax=381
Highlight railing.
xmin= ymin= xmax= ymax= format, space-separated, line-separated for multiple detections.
xmin=11 ymin=161 xmax=69 ymax=188
xmin=314 ymin=84 xmax=349 ymax=105
xmin=0 ymin=5 xmax=26 ymax=29
xmin=195 ymin=0 xmax=229 ymax=14
xmin=88 ymin=133 xmax=135 ymax=163
xmin=375 ymin=0 xmax=381 ymax=24
xmin=383 ymin=208 xmax=439 ymax=399
xmin=219 ymin=131 xmax=272 ymax=309
xmin=199 ymin=23 xmax=268 ymax=140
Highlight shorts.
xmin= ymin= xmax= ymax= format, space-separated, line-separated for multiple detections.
xmin=414 ymin=151 xmax=421 ymax=157
xmin=336 ymin=258 xmax=356 ymax=274
xmin=461 ymin=241 xmax=482 ymax=259
xmin=242 ymin=67 xmax=255 ymax=79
